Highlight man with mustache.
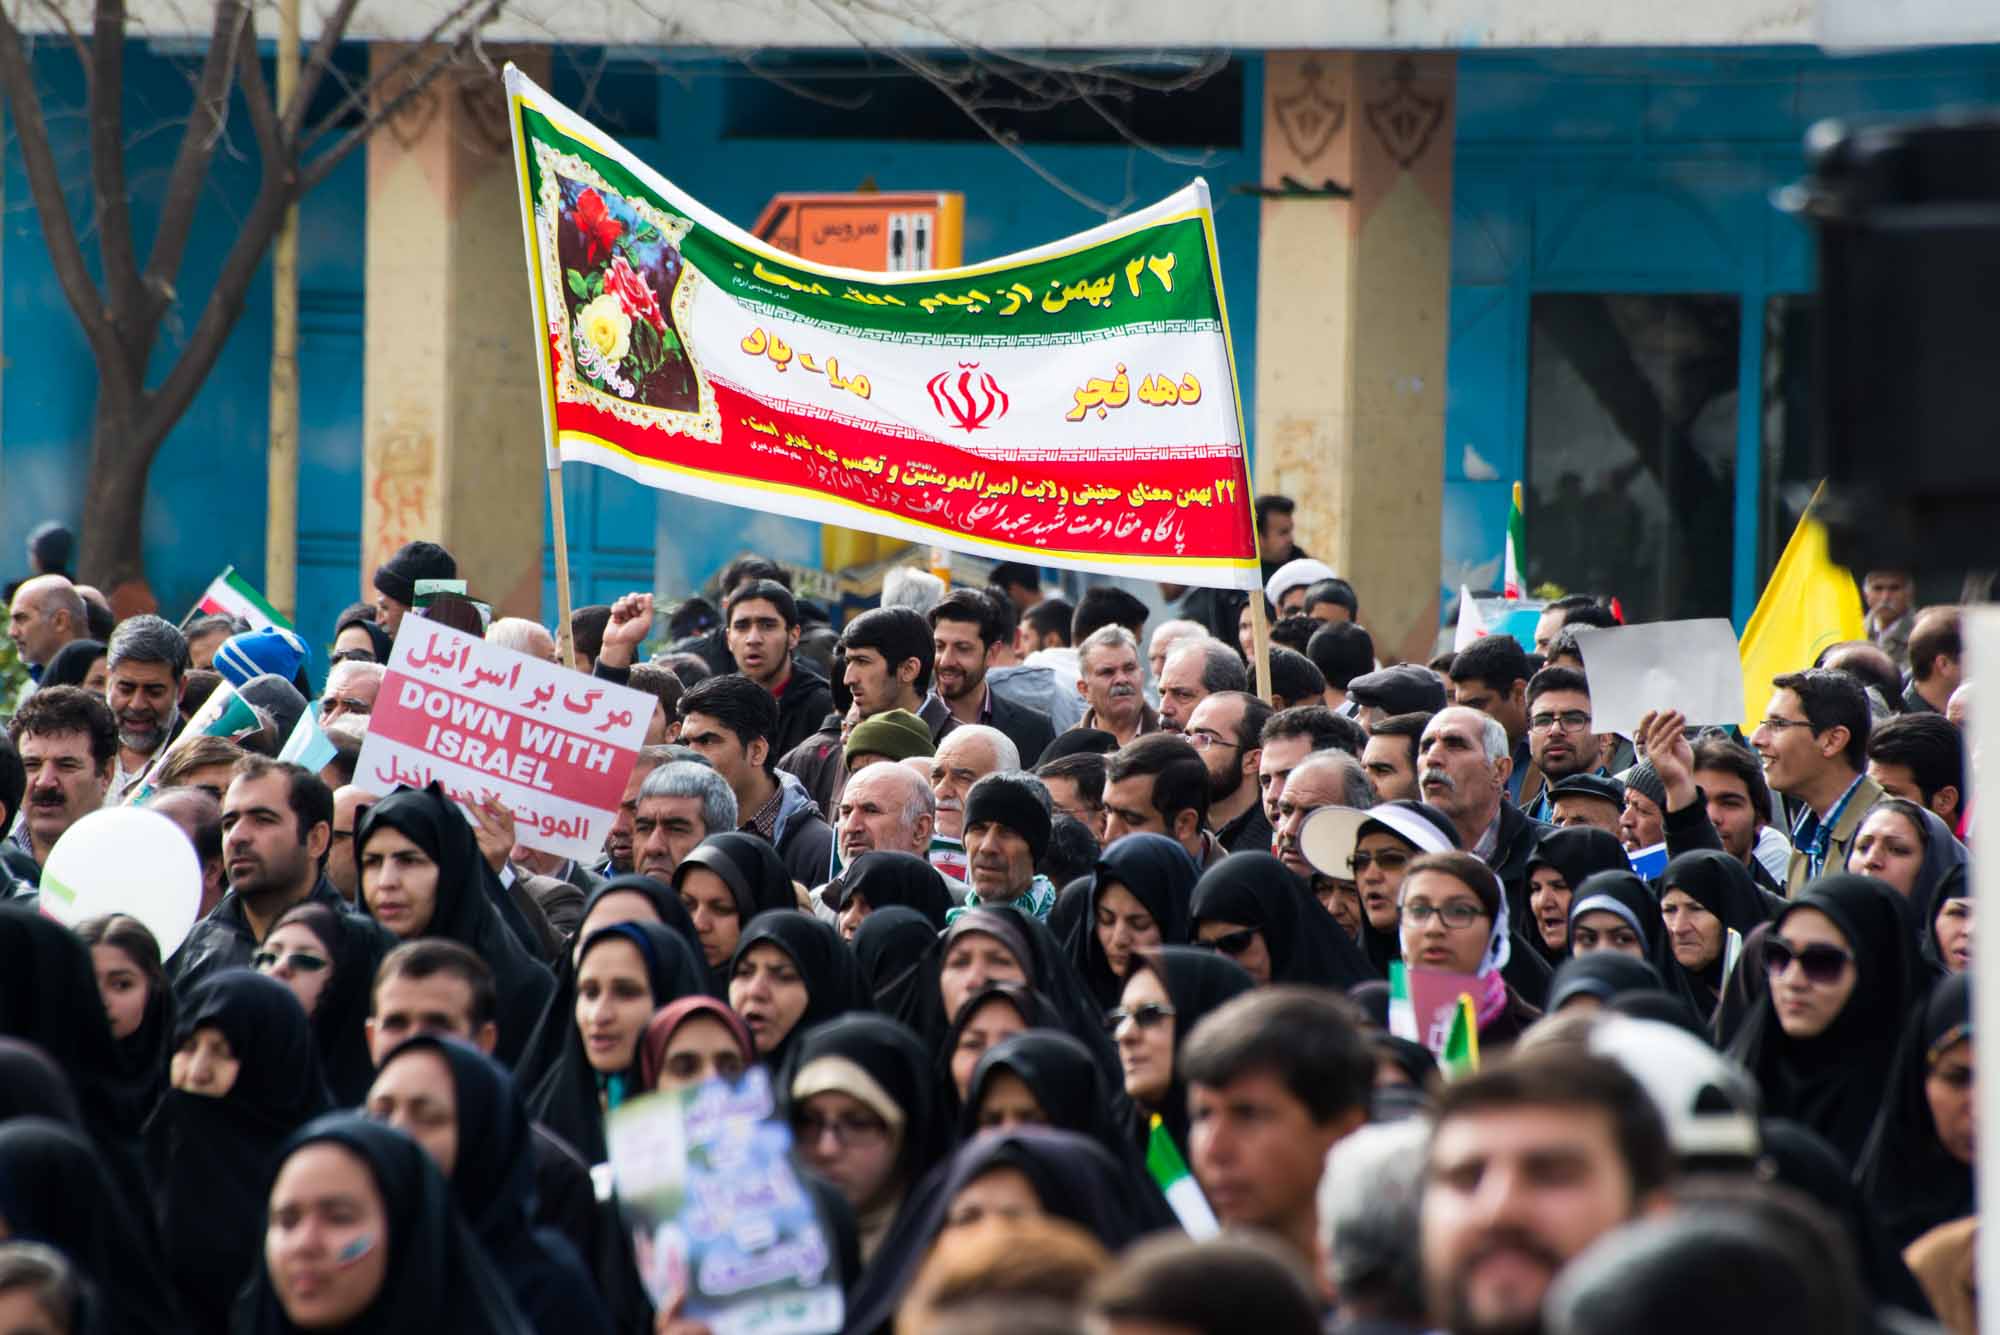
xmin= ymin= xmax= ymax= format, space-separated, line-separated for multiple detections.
xmin=5 ymin=685 xmax=115 ymax=878
xmin=1272 ymin=750 xmax=1372 ymax=881
xmin=1421 ymin=1049 xmax=1674 ymax=1335
xmin=1419 ymin=707 xmax=1548 ymax=925
xmin=955 ymin=770 xmax=1056 ymax=921
xmin=104 ymin=614 xmax=188 ymax=797
xmin=1072 ymin=625 xmax=1159 ymax=748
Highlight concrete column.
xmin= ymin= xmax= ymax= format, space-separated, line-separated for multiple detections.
xmin=362 ymin=47 xmax=550 ymax=617
xmin=1254 ymin=52 xmax=1455 ymax=664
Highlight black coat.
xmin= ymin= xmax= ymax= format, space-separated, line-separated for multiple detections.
xmin=774 ymin=659 xmax=837 ymax=759
xmin=169 ymin=874 xmax=355 ymax=992
xmin=990 ymin=689 xmax=1058 ymax=771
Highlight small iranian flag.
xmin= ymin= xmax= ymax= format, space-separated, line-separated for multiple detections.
xmin=1441 ymin=994 xmax=1480 ymax=1082
xmin=1502 ymin=481 xmax=1526 ymax=600
xmin=1146 ymin=1114 xmax=1219 ymax=1239
xmin=192 ymin=566 xmax=290 ymax=631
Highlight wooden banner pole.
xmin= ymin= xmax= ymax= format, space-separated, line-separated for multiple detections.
xmin=1249 ymin=585 xmax=1273 ymax=705
xmin=547 ymin=466 xmax=577 ymax=670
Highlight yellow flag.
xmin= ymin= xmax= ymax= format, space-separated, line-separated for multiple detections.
xmin=1739 ymin=485 xmax=1866 ymax=731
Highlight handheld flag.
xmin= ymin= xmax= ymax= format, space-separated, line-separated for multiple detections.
xmin=1146 ymin=1115 xmax=1219 ymax=1238
xmin=191 ymin=566 xmax=290 ymax=631
xmin=1738 ymin=484 xmax=1865 ymax=731
xmin=279 ymin=705 xmax=339 ymax=774
xmin=505 ymin=66 xmax=1258 ymax=591
xmin=1440 ymin=995 xmax=1480 ymax=1080
xmin=1503 ymin=481 xmax=1525 ymax=599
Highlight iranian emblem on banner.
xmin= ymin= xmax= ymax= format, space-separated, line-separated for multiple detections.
xmin=504 ymin=65 xmax=1260 ymax=592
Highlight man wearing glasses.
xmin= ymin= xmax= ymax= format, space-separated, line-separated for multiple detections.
xmin=1750 ymin=669 xmax=1883 ymax=895
xmin=1520 ymin=666 xmax=1607 ymax=824
xmin=1183 ymin=690 xmax=1273 ymax=855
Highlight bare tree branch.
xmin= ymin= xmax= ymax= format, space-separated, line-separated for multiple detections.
xmin=281 ymin=0 xmax=364 ymax=143
xmin=297 ymin=0 xmax=497 ymax=154
xmin=90 ymin=0 xmax=147 ymax=328
xmin=139 ymin=0 xmax=247 ymax=331
xmin=233 ymin=3 xmax=286 ymax=175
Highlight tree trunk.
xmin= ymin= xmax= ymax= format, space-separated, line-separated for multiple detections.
xmin=79 ymin=388 xmax=163 ymax=616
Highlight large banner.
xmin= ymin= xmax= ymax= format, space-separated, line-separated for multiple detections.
xmin=355 ymin=618 xmax=653 ymax=863
xmin=505 ymin=67 xmax=1259 ymax=591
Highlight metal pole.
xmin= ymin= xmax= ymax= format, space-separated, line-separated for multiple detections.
xmin=265 ymin=0 xmax=301 ymax=620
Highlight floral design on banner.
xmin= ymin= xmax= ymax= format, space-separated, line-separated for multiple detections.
xmin=533 ymin=144 xmax=720 ymax=440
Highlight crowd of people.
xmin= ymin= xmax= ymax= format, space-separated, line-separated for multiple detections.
xmin=0 ymin=500 xmax=1980 ymax=1334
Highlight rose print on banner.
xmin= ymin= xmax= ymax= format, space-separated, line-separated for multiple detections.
xmin=552 ymin=176 xmax=702 ymax=415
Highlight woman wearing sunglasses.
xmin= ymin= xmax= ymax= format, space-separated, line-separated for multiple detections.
xmin=1728 ymin=874 xmax=1923 ymax=1164
xmin=1395 ymin=851 xmax=1542 ymax=1046
xmin=1300 ymin=800 xmax=1460 ymax=978
xmin=1187 ymin=852 xmax=1373 ymax=988
xmin=255 ymin=900 xmax=395 ymax=1103
xmin=1857 ymin=972 xmax=1973 ymax=1251
xmin=1112 ymin=944 xmax=1254 ymax=1164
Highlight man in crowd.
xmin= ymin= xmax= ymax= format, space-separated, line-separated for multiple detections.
xmin=1903 ymin=605 xmax=1963 ymax=715
xmin=174 ymin=756 xmax=351 ymax=987
xmin=1420 ymin=1049 xmax=1673 ymax=1335
xmin=1302 ymin=577 xmax=1360 ymax=625
xmin=1347 ymin=664 xmax=1448 ymax=730
xmin=677 ymin=674 xmax=833 ymax=888
xmin=958 ymin=770 xmax=1056 ymax=919
xmin=7 ymin=574 xmax=88 ymax=700
xmin=1309 ymin=622 xmax=1374 ymax=712
xmin=1266 ymin=559 xmax=1338 ymax=617
xmin=1548 ymin=774 xmax=1626 ymax=840
xmin=1691 ymin=736 xmax=1789 ymax=890
xmin=1420 ymin=706 xmax=1546 ymax=910
xmin=1319 ymin=1121 xmax=1431 ymax=1335
xmin=6 ymin=685 xmax=115 ymax=874
xmin=632 ymin=760 xmax=738 ymax=882
xmin=1532 ymin=594 xmax=1619 ymax=656
xmin=1256 ymin=494 xmax=1304 ymax=585
xmin=1157 ymin=638 xmax=1248 ymax=733
xmin=104 ymin=614 xmax=188 ymax=796
xmin=625 ymin=663 xmax=682 ymax=746
xmin=1035 ymin=752 xmax=1108 ymax=843
xmin=1182 ymin=987 xmax=1372 ymax=1272
xmin=834 ymin=605 xmax=939 ymax=737
xmin=486 ymin=617 xmax=557 ymax=662
xmin=929 ymin=724 xmax=1019 ymax=857
xmin=1184 ymin=690 xmax=1273 ymax=854
xmin=1362 ymin=712 xmax=1430 ymax=803
xmin=1148 ymin=619 xmax=1207 ymax=688
xmin=371 ymin=539 xmax=457 ymax=637
xmin=569 ymin=604 xmax=611 ymax=675
xmin=140 ymin=783 xmax=227 ymax=918
xmin=1270 ymin=646 xmax=1329 ymax=711
xmin=834 ymin=760 xmax=936 ymax=865
xmin=326 ymin=782 xmax=374 ymax=903
xmin=726 ymin=578 xmax=834 ymax=757
xmin=1867 ymin=711 xmax=1965 ymax=831
xmin=987 ymin=562 xmax=1043 ymax=613
xmin=1449 ymin=636 xmax=1536 ymax=806
xmin=1273 ymin=750 xmax=1373 ymax=881
xmin=928 ymin=588 xmax=1056 ymax=764
xmin=319 ymin=659 xmax=383 ymax=726
xmin=1073 ymin=625 xmax=1159 ymax=746
xmin=1751 ymin=668 xmax=1882 ymax=892
xmin=981 ymin=588 xmax=1085 ymax=734
xmin=1259 ymin=705 xmax=1364 ymax=831
xmin=1863 ymin=568 xmax=1917 ymax=667
xmin=1103 ymin=733 xmax=1212 ymax=865
xmin=1521 ymin=666 xmax=1605 ymax=823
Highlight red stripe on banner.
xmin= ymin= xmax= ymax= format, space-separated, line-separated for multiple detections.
xmin=368 ymin=672 xmax=630 ymax=810
xmin=551 ymin=378 xmax=1256 ymax=563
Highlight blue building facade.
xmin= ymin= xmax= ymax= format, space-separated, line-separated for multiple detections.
xmin=5 ymin=42 xmax=1997 ymax=650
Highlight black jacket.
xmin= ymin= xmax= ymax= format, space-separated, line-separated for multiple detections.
xmin=773 ymin=659 xmax=836 ymax=759
xmin=778 ymin=714 xmax=846 ymax=817
xmin=1492 ymin=800 xmax=1552 ymax=927
xmin=1216 ymin=801 xmax=1275 ymax=856
xmin=990 ymin=689 xmax=1059 ymax=770
xmin=169 ymin=875 xmax=358 ymax=992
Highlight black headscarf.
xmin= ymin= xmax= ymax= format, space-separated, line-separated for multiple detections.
xmin=853 ymin=906 xmax=947 ymax=1045
xmin=270 ymin=899 xmax=395 ymax=1104
xmin=87 ymin=924 xmax=177 ymax=1123
xmin=235 ymin=1113 xmax=537 ymax=1334
xmin=938 ymin=908 xmax=1122 ymax=1081
xmin=1124 ymin=945 xmax=1256 ymax=1158
xmin=1565 ymin=870 xmax=1689 ymax=1014
xmin=1069 ymin=833 xmax=1200 ymax=1009
xmin=525 ymin=921 xmax=707 ymax=1164
xmin=355 ymin=784 xmax=557 ymax=1066
xmin=1923 ymin=862 xmax=1972 ymax=974
xmin=729 ymin=910 xmax=864 ymax=1074
xmin=938 ymin=982 xmax=1068 ymax=1120
xmin=1758 ymin=1118 xmax=1935 ymax=1320
xmin=1659 ymin=850 xmax=1778 ymax=1019
xmin=376 ymin=1036 xmax=613 ymax=1333
xmin=1856 ymin=971 xmax=1974 ymax=1251
xmin=0 ymin=1037 xmax=84 ymax=1125
xmin=1522 ymin=826 xmax=1631 ymax=965
xmin=677 ymin=833 xmax=800 ymax=991
xmin=145 ymin=970 xmax=333 ymax=1334
xmin=514 ymin=873 xmax=704 ymax=1092
xmin=961 ymin=1029 xmax=1151 ymax=1181
xmin=0 ymin=1117 xmax=186 ymax=1335
xmin=827 ymin=851 xmax=956 ymax=930
xmin=1728 ymin=875 xmax=1924 ymax=1164
xmin=41 ymin=637 xmax=105 ymax=690
xmin=1188 ymin=852 xmax=1373 ymax=989
xmin=843 ymin=1126 xmax=1180 ymax=1335
xmin=336 ymin=606 xmax=395 ymax=663
xmin=1547 ymin=952 xmax=1666 ymax=1013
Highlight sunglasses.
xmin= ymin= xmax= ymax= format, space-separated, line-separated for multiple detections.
xmin=1104 ymin=1002 xmax=1177 ymax=1034
xmin=328 ymin=650 xmax=377 ymax=665
xmin=252 ymin=950 xmax=330 ymax=974
xmin=1763 ymin=939 xmax=1853 ymax=985
xmin=1350 ymin=849 xmax=1411 ymax=873
xmin=1196 ymin=928 xmax=1258 ymax=957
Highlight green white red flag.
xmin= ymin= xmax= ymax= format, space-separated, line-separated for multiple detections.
xmin=191 ymin=565 xmax=290 ymax=631
xmin=504 ymin=66 xmax=1259 ymax=591
xmin=1503 ymin=481 xmax=1525 ymax=600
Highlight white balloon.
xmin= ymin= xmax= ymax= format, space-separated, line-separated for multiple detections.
xmin=40 ymin=806 xmax=203 ymax=958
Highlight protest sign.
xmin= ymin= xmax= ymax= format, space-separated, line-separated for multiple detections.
xmin=40 ymin=807 xmax=203 ymax=956
xmin=505 ymin=66 xmax=1258 ymax=593
xmin=608 ymin=1069 xmax=845 ymax=1335
xmin=1571 ymin=618 xmax=1745 ymax=741
xmin=354 ymin=617 xmax=652 ymax=862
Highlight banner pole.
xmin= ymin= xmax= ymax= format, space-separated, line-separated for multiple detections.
xmin=547 ymin=466 xmax=578 ymax=671
xmin=1249 ymin=591 xmax=1273 ymax=705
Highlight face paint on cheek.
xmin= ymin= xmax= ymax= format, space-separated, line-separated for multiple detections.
xmin=335 ymin=1235 xmax=377 ymax=1267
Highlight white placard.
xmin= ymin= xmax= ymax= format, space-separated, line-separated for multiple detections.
xmin=1571 ymin=619 xmax=1746 ymax=740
